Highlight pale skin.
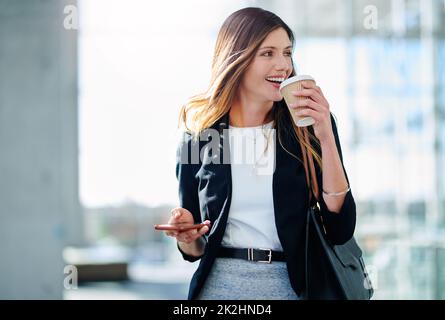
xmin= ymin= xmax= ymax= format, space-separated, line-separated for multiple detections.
xmin=165 ymin=27 xmax=348 ymax=257
xmin=291 ymin=81 xmax=349 ymax=213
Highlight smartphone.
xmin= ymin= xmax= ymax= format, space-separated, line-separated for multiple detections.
xmin=154 ymin=222 xmax=209 ymax=231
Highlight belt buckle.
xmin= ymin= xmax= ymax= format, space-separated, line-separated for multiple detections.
xmin=258 ymin=248 xmax=272 ymax=264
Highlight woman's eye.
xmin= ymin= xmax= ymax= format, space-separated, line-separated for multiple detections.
xmin=261 ymin=51 xmax=292 ymax=57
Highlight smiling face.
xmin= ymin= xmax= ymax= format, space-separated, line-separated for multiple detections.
xmin=238 ymin=27 xmax=294 ymax=104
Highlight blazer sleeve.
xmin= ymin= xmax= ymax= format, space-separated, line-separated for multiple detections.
xmin=316 ymin=113 xmax=356 ymax=245
xmin=175 ymin=132 xmax=205 ymax=262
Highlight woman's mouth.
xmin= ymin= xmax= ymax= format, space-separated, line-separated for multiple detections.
xmin=267 ymin=81 xmax=281 ymax=89
xmin=265 ymin=77 xmax=285 ymax=89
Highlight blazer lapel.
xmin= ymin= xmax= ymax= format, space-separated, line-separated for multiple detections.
xmin=198 ymin=112 xmax=232 ymax=243
xmin=272 ymin=118 xmax=310 ymax=247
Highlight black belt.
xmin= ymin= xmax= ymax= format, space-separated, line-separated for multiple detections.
xmin=217 ymin=247 xmax=286 ymax=263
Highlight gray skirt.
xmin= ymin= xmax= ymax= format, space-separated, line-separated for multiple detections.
xmin=196 ymin=257 xmax=302 ymax=300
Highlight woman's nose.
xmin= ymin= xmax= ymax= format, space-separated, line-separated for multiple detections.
xmin=275 ymin=55 xmax=291 ymax=72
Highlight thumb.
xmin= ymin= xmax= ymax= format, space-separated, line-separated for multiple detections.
xmin=171 ymin=207 xmax=184 ymax=219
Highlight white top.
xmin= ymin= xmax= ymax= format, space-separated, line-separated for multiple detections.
xmin=221 ymin=120 xmax=283 ymax=251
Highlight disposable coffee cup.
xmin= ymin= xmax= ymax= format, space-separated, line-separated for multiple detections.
xmin=279 ymin=75 xmax=316 ymax=127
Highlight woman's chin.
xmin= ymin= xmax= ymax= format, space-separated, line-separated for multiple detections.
xmin=261 ymin=91 xmax=283 ymax=103
xmin=271 ymin=93 xmax=283 ymax=102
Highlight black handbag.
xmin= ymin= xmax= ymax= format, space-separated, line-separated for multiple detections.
xmin=299 ymin=128 xmax=374 ymax=300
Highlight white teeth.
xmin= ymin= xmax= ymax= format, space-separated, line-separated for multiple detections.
xmin=266 ymin=77 xmax=285 ymax=83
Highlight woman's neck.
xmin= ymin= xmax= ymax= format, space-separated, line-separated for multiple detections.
xmin=229 ymin=96 xmax=274 ymax=128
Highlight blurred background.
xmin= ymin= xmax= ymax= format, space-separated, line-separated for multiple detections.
xmin=1 ymin=0 xmax=444 ymax=299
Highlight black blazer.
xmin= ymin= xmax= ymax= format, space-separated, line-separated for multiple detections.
xmin=175 ymin=105 xmax=356 ymax=300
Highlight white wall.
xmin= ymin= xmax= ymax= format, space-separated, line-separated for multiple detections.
xmin=0 ymin=0 xmax=81 ymax=299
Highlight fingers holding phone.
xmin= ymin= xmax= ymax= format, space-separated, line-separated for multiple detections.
xmin=164 ymin=207 xmax=194 ymax=237
xmin=175 ymin=222 xmax=210 ymax=244
xmin=169 ymin=207 xmax=194 ymax=225
xmin=160 ymin=207 xmax=211 ymax=243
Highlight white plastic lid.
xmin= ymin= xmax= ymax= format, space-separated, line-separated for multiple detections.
xmin=279 ymin=74 xmax=315 ymax=91
xmin=297 ymin=116 xmax=316 ymax=127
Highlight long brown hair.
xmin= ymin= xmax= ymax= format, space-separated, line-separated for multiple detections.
xmin=178 ymin=7 xmax=322 ymax=169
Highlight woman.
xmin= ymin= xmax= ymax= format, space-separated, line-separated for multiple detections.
xmin=164 ymin=7 xmax=356 ymax=300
